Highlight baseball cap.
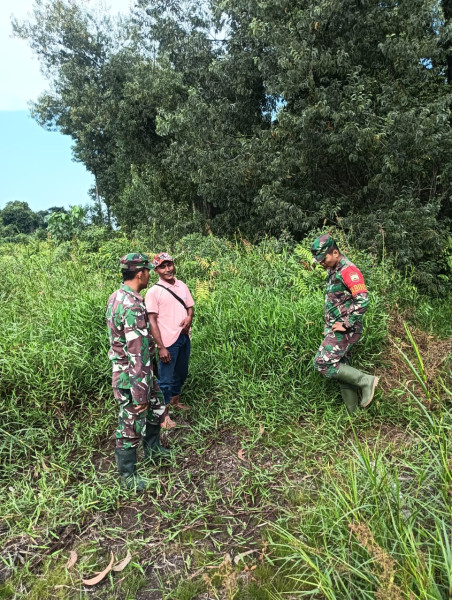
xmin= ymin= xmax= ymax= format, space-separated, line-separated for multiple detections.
xmin=311 ymin=234 xmax=335 ymax=263
xmin=120 ymin=253 xmax=152 ymax=271
xmin=151 ymin=252 xmax=174 ymax=269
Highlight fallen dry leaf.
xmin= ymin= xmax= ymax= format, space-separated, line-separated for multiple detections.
xmin=66 ymin=551 xmax=78 ymax=569
xmin=54 ymin=585 xmax=72 ymax=589
xmin=112 ymin=551 xmax=132 ymax=572
xmin=237 ymin=449 xmax=245 ymax=461
xmin=259 ymin=423 xmax=264 ymax=436
xmin=82 ymin=552 xmax=114 ymax=586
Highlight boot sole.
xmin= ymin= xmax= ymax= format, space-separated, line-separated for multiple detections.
xmin=360 ymin=376 xmax=379 ymax=408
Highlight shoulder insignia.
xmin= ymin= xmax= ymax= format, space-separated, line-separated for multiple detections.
xmin=342 ymin=266 xmax=367 ymax=296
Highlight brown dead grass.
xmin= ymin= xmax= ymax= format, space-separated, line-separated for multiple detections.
xmin=349 ymin=522 xmax=415 ymax=600
xmin=379 ymin=309 xmax=452 ymax=408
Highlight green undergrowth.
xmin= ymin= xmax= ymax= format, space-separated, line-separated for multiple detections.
xmin=0 ymin=233 xmax=390 ymax=423
xmin=0 ymin=234 xmax=450 ymax=599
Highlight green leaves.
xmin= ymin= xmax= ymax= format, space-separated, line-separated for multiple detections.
xmin=14 ymin=0 xmax=452 ymax=292
xmin=47 ymin=205 xmax=86 ymax=242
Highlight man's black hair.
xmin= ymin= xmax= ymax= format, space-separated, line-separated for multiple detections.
xmin=122 ymin=268 xmax=146 ymax=283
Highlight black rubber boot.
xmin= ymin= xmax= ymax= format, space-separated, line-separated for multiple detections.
xmin=339 ymin=382 xmax=359 ymax=415
xmin=143 ymin=422 xmax=172 ymax=461
xmin=115 ymin=447 xmax=146 ymax=491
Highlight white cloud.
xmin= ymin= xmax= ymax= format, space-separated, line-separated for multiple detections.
xmin=0 ymin=0 xmax=131 ymax=111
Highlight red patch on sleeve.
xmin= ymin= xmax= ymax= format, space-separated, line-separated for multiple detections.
xmin=342 ymin=266 xmax=367 ymax=296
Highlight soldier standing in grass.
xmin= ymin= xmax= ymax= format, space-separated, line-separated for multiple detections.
xmin=145 ymin=253 xmax=194 ymax=429
xmin=311 ymin=234 xmax=379 ymax=414
xmin=106 ymin=253 xmax=170 ymax=491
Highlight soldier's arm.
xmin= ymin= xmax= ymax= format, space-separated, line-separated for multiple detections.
xmin=124 ymin=306 xmax=151 ymax=405
xmin=345 ymin=292 xmax=369 ymax=328
xmin=341 ymin=266 xmax=369 ymax=328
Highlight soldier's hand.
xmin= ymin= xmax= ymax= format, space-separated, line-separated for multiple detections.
xmin=332 ymin=322 xmax=347 ymax=332
xmin=136 ymin=402 xmax=149 ymax=414
xmin=159 ymin=346 xmax=171 ymax=363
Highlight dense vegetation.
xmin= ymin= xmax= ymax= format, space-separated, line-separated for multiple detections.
xmin=11 ymin=0 xmax=452 ymax=292
xmin=0 ymin=234 xmax=450 ymax=599
xmin=2 ymin=0 xmax=452 ymax=596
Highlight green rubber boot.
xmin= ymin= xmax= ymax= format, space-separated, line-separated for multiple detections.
xmin=115 ymin=447 xmax=146 ymax=491
xmin=336 ymin=364 xmax=379 ymax=408
xmin=143 ymin=422 xmax=172 ymax=461
xmin=339 ymin=382 xmax=359 ymax=415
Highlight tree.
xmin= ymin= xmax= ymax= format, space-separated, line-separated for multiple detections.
xmin=15 ymin=0 xmax=452 ymax=291
xmin=13 ymin=1 xmax=129 ymax=216
xmin=47 ymin=205 xmax=86 ymax=241
xmin=211 ymin=0 xmax=452 ymax=289
xmin=0 ymin=201 xmax=40 ymax=234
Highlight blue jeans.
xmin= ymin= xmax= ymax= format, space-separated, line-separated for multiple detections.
xmin=158 ymin=333 xmax=191 ymax=405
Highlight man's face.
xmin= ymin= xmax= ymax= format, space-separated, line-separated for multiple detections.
xmin=155 ymin=260 xmax=175 ymax=282
xmin=136 ymin=268 xmax=150 ymax=291
xmin=318 ymin=249 xmax=340 ymax=270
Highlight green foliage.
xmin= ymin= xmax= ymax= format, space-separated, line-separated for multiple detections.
xmin=47 ymin=205 xmax=86 ymax=241
xmin=14 ymin=0 xmax=452 ymax=291
xmin=0 ymin=235 xmax=450 ymax=598
xmin=0 ymin=200 xmax=41 ymax=235
xmin=0 ymin=234 xmax=387 ymax=425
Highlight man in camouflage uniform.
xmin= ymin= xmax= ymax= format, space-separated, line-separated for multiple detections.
xmin=106 ymin=253 xmax=169 ymax=491
xmin=311 ymin=234 xmax=379 ymax=414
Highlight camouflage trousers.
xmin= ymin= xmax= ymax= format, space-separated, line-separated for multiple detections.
xmin=113 ymin=388 xmax=166 ymax=450
xmin=313 ymin=328 xmax=362 ymax=379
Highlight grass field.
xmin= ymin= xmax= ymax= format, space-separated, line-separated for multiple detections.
xmin=0 ymin=234 xmax=450 ymax=599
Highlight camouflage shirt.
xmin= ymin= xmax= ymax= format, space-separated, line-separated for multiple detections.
xmin=106 ymin=283 xmax=155 ymax=404
xmin=324 ymin=256 xmax=369 ymax=333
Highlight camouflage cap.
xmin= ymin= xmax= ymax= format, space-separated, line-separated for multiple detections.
xmin=151 ymin=252 xmax=174 ymax=269
xmin=311 ymin=234 xmax=336 ymax=263
xmin=120 ymin=253 xmax=151 ymax=272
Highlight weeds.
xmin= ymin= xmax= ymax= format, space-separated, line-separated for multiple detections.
xmin=0 ymin=237 xmax=450 ymax=599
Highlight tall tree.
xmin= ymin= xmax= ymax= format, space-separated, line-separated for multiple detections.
xmin=212 ymin=0 xmax=452 ymax=288
xmin=15 ymin=0 xmax=452 ymax=290
xmin=0 ymin=201 xmax=40 ymax=234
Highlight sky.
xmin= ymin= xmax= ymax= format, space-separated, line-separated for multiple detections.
xmin=0 ymin=0 xmax=130 ymax=213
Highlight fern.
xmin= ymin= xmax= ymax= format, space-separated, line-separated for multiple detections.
xmin=293 ymin=244 xmax=314 ymax=268
xmin=290 ymin=244 xmax=326 ymax=296
xmin=195 ymin=279 xmax=210 ymax=304
xmin=291 ymin=269 xmax=310 ymax=296
xmin=194 ymin=256 xmax=211 ymax=271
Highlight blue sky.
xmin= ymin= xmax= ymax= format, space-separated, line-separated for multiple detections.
xmin=0 ymin=111 xmax=94 ymax=212
xmin=0 ymin=0 xmax=128 ymax=213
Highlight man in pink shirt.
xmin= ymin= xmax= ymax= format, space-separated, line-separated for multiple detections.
xmin=145 ymin=253 xmax=194 ymax=428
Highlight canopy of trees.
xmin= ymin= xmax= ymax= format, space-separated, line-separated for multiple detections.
xmin=0 ymin=201 xmax=66 ymax=236
xmin=13 ymin=0 xmax=452 ymax=291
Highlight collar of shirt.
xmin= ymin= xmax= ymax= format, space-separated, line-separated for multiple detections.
xmin=328 ymin=256 xmax=347 ymax=276
xmin=120 ymin=283 xmax=144 ymax=303
xmin=158 ymin=277 xmax=179 ymax=289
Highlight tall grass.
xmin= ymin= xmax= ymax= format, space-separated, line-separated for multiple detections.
xmin=262 ymin=396 xmax=451 ymax=600
xmin=0 ymin=236 xmax=388 ymax=424
xmin=0 ymin=235 xmax=450 ymax=599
